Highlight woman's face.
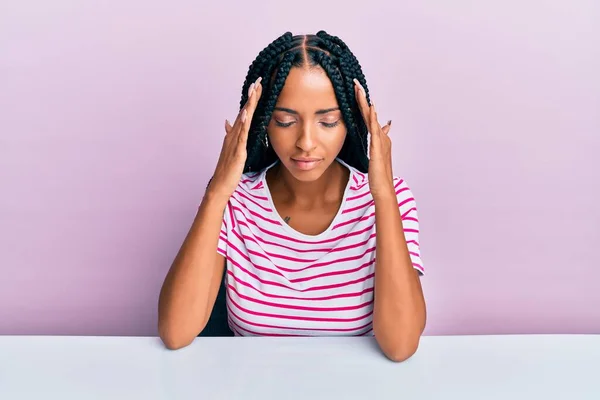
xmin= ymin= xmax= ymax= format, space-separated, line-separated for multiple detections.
xmin=267 ymin=66 xmax=347 ymax=182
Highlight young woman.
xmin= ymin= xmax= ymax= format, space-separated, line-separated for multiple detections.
xmin=158 ymin=31 xmax=426 ymax=362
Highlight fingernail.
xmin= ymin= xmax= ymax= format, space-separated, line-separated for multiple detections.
xmin=354 ymin=79 xmax=366 ymax=97
xmin=241 ymin=109 xmax=247 ymax=122
xmin=248 ymin=83 xmax=255 ymax=97
xmin=255 ymin=76 xmax=262 ymax=85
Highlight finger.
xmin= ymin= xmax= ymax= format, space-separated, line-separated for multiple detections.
xmin=245 ymin=77 xmax=263 ymax=119
xmin=225 ymin=119 xmax=233 ymax=135
xmin=369 ymin=102 xmax=381 ymax=147
xmin=235 ymin=77 xmax=262 ymax=136
xmin=228 ymin=77 xmax=263 ymax=137
xmin=353 ymin=79 xmax=371 ymax=127
xmin=381 ymin=120 xmax=391 ymax=136
xmin=237 ymin=109 xmax=249 ymax=144
xmin=354 ymin=79 xmax=370 ymax=126
xmin=238 ymin=77 xmax=263 ymax=140
xmin=370 ymin=102 xmax=380 ymax=135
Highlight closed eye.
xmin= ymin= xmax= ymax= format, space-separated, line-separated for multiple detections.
xmin=275 ymin=120 xmax=295 ymax=128
xmin=274 ymin=120 xmax=341 ymax=128
xmin=321 ymin=120 xmax=341 ymax=128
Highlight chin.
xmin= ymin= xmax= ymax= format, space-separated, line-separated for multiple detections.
xmin=289 ymin=169 xmax=324 ymax=182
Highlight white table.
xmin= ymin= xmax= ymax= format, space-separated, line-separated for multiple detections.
xmin=1 ymin=334 xmax=599 ymax=399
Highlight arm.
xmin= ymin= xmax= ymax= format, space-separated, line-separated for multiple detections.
xmin=158 ymin=75 xmax=263 ymax=349
xmin=372 ymin=188 xmax=426 ymax=362
xmin=351 ymin=79 xmax=426 ymax=362
xmin=158 ymin=192 xmax=229 ymax=350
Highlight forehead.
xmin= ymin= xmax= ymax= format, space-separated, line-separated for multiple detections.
xmin=275 ymin=66 xmax=338 ymax=110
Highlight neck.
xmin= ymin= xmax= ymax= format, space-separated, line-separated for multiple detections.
xmin=268 ymin=160 xmax=349 ymax=207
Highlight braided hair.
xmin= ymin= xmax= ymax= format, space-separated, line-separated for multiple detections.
xmin=239 ymin=31 xmax=373 ymax=174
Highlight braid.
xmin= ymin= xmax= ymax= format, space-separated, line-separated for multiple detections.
xmin=315 ymin=31 xmax=371 ymax=172
xmin=313 ymin=51 xmax=368 ymax=172
xmin=317 ymin=31 xmax=372 ymax=105
xmin=238 ymin=32 xmax=295 ymax=110
xmin=235 ymin=33 xmax=301 ymax=173
xmin=245 ymin=51 xmax=296 ymax=172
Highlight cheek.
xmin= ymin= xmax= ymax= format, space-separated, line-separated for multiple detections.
xmin=325 ymin=128 xmax=347 ymax=151
xmin=265 ymin=126 xmax=288 ymax=149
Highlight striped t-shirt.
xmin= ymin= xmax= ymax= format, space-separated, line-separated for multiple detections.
xmin=217 ymin=158 xmax=424 ymax=337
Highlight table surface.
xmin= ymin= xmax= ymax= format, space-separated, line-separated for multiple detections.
xmin=1 ymin=334 xmax=599 ymax=399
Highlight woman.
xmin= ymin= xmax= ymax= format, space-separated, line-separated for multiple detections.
xmin=158 ymin=31 xmax=426 ymax=362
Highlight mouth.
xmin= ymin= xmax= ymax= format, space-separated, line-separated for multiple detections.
xmin=290 ymin=158 xmax=323 ymax=171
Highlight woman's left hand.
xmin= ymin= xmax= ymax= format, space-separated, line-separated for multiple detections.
xmin=354 ymin=79 xmax=395 ymax=200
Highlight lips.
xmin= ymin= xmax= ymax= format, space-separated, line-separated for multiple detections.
xmin=291 ymin=158 xmax=323 ymax=171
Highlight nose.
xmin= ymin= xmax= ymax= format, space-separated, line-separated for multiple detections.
xmin=295 ymin=123 xmax=317 ymax=153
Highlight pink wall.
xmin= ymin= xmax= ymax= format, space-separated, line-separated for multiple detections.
xmin=1 ymin=1 xmax=598 ymax=336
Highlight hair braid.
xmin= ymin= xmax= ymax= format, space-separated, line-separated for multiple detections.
xmin=245 ymin=51 xmax=296 ymax=172
xmin=238 ymin=32 xmax=294 ymax=110
xmin=314 ymin=35 xmax=370 ymax=160
xmin=312 ymin=51 xmax=369 ymax=172
xmin=313 ymin=35 xmax=355 ymax=101
xmin=314 ymin=33 xmax=371 ymax=171
xmin=316 ymin=31 xmax=372 ymax=106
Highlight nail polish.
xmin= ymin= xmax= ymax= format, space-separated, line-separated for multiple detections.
xmin=248 ymin=83 xmax=255 ymax=97
xmin=354 ymin=79 xmax=366 ymax=97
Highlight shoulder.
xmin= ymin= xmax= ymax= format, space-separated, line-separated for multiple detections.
xmin=226 ymin=169 xmax=271 ymax=214
xmin=237 ymin=170 xmax=265 ymax=192
xmin=344 ymin=164 xmax=416 ymax=203
xmin=234 ymin=161 xmax=278 ymax=194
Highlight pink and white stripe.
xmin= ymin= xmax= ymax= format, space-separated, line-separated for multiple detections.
xmin=217 ymin=158 xmax=424 ymax=337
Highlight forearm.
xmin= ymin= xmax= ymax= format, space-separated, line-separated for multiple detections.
xmin=372 ymin=191 xmax=426 ymax=362
xmin=158 ymin=191 xmax=229 ymax=347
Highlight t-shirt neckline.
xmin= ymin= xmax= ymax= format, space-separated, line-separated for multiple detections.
xmin=260 ymin=158 xmax=355 ymax=241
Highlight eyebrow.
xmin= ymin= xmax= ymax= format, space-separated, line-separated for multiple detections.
xmin=273 ymin=107 xmax=340 ymax=115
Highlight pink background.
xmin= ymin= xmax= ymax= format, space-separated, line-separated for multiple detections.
xmin=1 ymin=1 xmax=598 ymax=336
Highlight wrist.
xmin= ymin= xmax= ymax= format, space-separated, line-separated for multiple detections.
xmin=201 ymin=188 xmax=230 ymax=210
xmin=372 ymin=185 xmax=397 ymax=203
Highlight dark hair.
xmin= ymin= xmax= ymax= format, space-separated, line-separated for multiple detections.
xmin=240 ymin=31 xmax=373 ymax=174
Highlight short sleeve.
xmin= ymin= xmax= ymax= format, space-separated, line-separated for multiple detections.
xmin=217 ymin=201 xmax=231 ymax=258
xmin=395 ymin=178 xmax=425 ymax=275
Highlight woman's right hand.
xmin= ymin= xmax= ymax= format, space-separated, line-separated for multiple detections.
xmin=206 ymin=77 xmax=263 ymax=200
